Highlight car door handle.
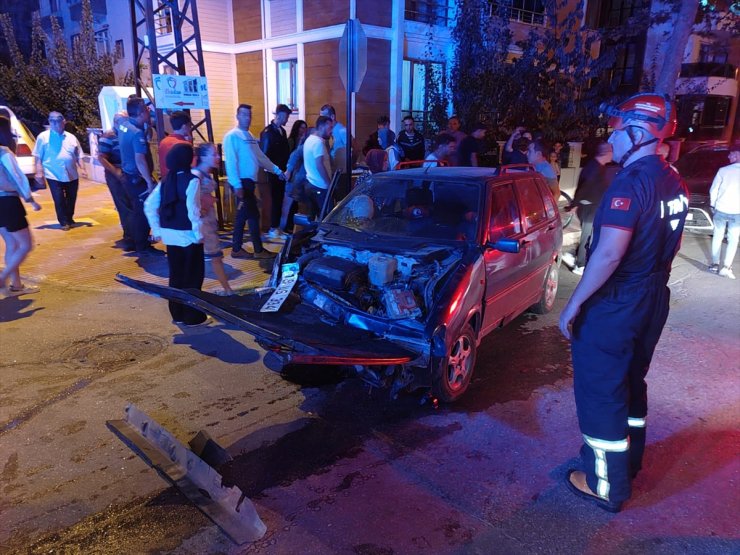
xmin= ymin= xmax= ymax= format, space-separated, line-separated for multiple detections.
xmin=547 ymin=223 xmax=557 ymax=231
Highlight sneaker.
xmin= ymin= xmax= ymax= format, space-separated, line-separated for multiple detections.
xmin=561 ymin=252 xmax=576 ymax=269
xmin=253 ymin=249 xmax=276 ymax=259
xmin=61 ymin=224 xmax=71 ymax=231
xmin=708 ymin=264 xmax=720 ymax=274
xmin=214 ymin=289 xmax=235 ymax=296
xmin=7 ymin=285 xmax=40 ymax=296
xmin=719 ymin=266 xmax=736 ymax=280
xmin=231 ymin=248 xmax=252 ymax=259
xmin=136 ymin=246 xmax=165 ymax=257
xmin=572 ymin=266 xmax=584 ymax=276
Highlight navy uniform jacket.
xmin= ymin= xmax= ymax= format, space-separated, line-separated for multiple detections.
xmin=588 ymin=155 xmax=689 ymax=284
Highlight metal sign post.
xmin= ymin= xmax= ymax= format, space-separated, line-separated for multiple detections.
xmin=339 ymin=19 xmax=367 ymax=180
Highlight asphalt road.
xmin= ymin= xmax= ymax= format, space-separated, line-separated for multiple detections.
xmin=0 ymin=184 xmax=738 ymax=554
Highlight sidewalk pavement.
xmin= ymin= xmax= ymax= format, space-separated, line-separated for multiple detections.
xmin=8 ymin=179 xmax=279 ymax=294
xmin=7 ymin=179 xmax=581 ymax=295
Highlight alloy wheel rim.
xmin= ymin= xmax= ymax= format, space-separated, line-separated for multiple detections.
xmin=545 ymin=264 xmax=558 ymax=309
xmin=447 ymin=335 xmax=472 ymax=391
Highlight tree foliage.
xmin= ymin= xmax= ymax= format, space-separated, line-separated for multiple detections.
xmin=446 ymin=0 xmax=735 ymax=141
xmin=449 ymin=0 xmax=618 ymax=141
xmin=0 ymin=0 xmax=115 ymax=146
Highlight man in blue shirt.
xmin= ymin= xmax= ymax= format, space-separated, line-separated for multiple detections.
xmin=98 ymin=111 xmax=134 ymax=250
xmin=119 ymin=97 xmax=161 ymax=256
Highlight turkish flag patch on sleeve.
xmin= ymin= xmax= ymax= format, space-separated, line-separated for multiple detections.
xmin=610 ymin=197 xmax=631 ymax=211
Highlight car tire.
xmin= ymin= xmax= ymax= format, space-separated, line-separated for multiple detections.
xmin=531 ymin=260 xmax=559 ymax=314
xmin=432 ymin=323 xmax=477 ymax=403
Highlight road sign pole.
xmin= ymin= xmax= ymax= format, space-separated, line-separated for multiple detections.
xmin=345 ymin=18 xmax=354 ymax=182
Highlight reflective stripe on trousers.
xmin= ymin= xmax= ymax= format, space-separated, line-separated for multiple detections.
xmin=583 ymin=434 xmax=630 ymax=499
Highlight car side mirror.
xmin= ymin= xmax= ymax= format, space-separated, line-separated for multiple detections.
xmin=487 ymin=238 xmax=520 ymax=253
xmin=293 ymin=213 xmax=317 ymax=230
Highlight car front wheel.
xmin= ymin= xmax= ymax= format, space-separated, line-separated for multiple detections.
xmin=531 ymin=260 xmax=559 ymax=314
xmin=432 ymin=323 xmax=477 ymax=403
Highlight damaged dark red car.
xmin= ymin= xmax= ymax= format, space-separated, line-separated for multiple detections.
xmin=121 ymin=167 xmax=562 ymax=402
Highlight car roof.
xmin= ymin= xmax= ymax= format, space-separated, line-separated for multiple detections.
xmin=372 ymin=167 xmax=540 ymax=184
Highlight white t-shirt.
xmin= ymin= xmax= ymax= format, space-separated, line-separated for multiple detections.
xmin=33 ymin=130 xmax=81 ymax=182
xmin=304 ymin=135 xmax=331 ymax=189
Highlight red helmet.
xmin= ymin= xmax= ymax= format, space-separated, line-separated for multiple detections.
xmin=600 ymin=93 xmax=677 ymax=139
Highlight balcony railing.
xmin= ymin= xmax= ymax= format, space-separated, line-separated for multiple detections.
xmin=490 ymin=2 xmax=545 ymax=25
xmin=680 ymin=63 xmax=737 ymax=79
xmin=405 ymin=0 xmax=453 ymax=26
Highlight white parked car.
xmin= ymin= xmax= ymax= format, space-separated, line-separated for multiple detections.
xmin=0 ymin=105 xmax=37 ymax=184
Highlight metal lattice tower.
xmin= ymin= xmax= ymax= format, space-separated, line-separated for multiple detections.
xmin=128 ymin=0 xmax=214 ymax=143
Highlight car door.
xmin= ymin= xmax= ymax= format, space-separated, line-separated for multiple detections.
xmin=481 ymin=181 xmax=531 ymax=334
xmin=514 ymin=177 xmax=558 ymax=301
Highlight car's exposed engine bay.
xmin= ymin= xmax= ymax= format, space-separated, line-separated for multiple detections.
xmin=294 ymin=243 xmax=462 ymax=322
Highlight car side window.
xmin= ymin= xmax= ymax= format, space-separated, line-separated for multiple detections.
xmin=517 ymin=178 xmax=547 ymax=228
xmin=489 ymin=183 xmax=521 ymax=243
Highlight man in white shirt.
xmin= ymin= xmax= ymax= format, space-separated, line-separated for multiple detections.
xmin=709 ymin=146 xmax=740 ymax=279
xmin=33 ymin=112 xmax=81 ymax=231
xmin=223 ymin=104 xmax=285 ymax=259
xmin=303 ymin=115 xmax=334 ymax=217
xmin=319 ymin=104 xmax=347 ymax=174
xmin=423 ymin=133 xmax=456 ymax=168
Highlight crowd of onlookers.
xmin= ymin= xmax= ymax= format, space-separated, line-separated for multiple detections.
xmin=3 ymin=96 xmax=736 ymax=305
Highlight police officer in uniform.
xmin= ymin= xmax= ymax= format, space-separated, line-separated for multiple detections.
xmin=559 ymin=93 xmax=689 ymax=512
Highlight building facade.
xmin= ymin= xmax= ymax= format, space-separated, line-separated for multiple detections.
xmin=20 ymin=0 xmax=740 ymax=146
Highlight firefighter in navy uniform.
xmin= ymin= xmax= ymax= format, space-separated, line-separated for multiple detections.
xmin=559 ymin=93 xmax=689 ymax=512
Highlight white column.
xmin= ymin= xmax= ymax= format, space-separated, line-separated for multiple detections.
xmin=297 ymin=42 xmax=306 ymax=120
xmin=389 ymin=0 xmax=405 ymax=130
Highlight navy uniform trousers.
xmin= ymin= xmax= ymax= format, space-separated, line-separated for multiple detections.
xmin=571 ymin=270 xmax=670 ymax=504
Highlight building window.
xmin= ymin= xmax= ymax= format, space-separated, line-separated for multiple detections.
xmin=699 ymin=43 xmax=728 ymax=64
xmin=609 ymin=40 xmax=641 ymax=87
xmin=276 ymin=60 xmax=298 ymax=112
xmin=50 ymin=0 xmax=59 ymax=12
xmin=600 ymin=0 xmax=647 ymax=27
xmin=155 ymin=1 xmax=173 ymax=35
xmin=405 ymin=0 xmax=453 ymax=26
xmin=70 ymin=33 xmax=80 ymax=47
xmin=115 ymin=39 xmax=125 ymax=60
xmin=491 ymin=0 xmax=545 ymax=25
xmin=94 ymin=28 xmax=111 ymax=56
xmin=677 ymin=95 xmax=732 ymax=139
xmin=402 ymin=59 xmax=445 ymax=136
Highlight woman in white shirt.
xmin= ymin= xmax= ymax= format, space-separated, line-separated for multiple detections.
xmin=0 ymin=116 xmax=41 ymax=297
xmin=144 ymin=143 xmax=208 ymax=326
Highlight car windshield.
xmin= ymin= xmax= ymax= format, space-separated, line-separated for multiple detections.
xmin=674 ymin=149 xmax=729 ymax=180
xmin=324 ymin=175 xmax=481 ymax=242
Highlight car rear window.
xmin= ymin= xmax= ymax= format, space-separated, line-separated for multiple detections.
xmin=674 ymin=149 xmax=729 ymax=180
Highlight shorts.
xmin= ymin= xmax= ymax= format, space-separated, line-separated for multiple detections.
xmin=202 ymin=207 xmax=223 ymax=259
xmin=0 ymin=196 xmax=29 ymax=232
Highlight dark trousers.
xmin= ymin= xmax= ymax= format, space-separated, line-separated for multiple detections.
xmin=104 ymin=169 xmax=134 ymax=242
xmin=306 ymin=183 xmax=328 ymax=219
xmin=576 ymin=205 xmax=597 ymax=267
xmin=267 ymin=173 xmax=284 ymax=229
xmin=232 ymin=178 xmax=263 ymax=253
xmin=47 ymin=178 xmax=79 ymax=227
xmin=571 ymin=272 xmax=670 ymax=504
xmin=121 ymin=173 xmax=151 ymax=251
xmin=166 ymin=243 xmax=206 ymax=325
